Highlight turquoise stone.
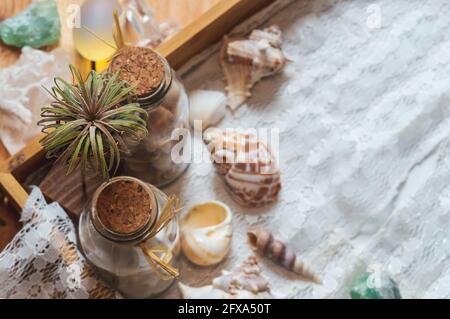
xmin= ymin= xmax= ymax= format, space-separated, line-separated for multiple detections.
xmin=350 ymin=272 xmax=402 ymax=299
xmin=0 ymin=0 xmax=61 ymax=48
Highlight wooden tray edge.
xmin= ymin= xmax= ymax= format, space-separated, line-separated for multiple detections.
xmin=0 ymin=173 xmax=28 ymax=211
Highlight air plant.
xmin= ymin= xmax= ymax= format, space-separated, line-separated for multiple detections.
xmin=39 ymin=65 xmax=148 ymax=180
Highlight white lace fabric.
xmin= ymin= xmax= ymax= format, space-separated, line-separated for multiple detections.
xmin=163 ymin=0 xmax=450 ymax=298
xmin=0 ymin=187 xmax=119 ymax=299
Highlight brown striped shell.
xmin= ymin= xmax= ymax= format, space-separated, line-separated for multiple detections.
xmin=204 ymin=129 xmax=281 ymax=208
xmin=247 ymin=228 xmax=321 ymax=284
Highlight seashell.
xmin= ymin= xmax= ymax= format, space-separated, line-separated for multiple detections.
xmin=181 ymin=201 xmax=232 ymax=266
xmin=204 ymin=129 xmax=281 ymax=207
xmin=249 ymin=25 xmax=283 ymax=48
xmin=227 ymin=38 xmax=286 ymax=82
xmin=220 ymin=36 xmax=253 ymax=111
xmin=247 ymin=228 xmax=322 ymax=284
xmin=178 ymin=256 xmax=277 ymax=299
xmin=189 ymin=90 xmax=226 ymax=130
xmin=220 ymin=25 xmax=287 ymax=110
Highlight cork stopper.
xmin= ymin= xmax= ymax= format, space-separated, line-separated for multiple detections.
xmin=96 ymin=179 xmax=153 ymax=234
xmin=109 ymin=46 xmax=165 ymax=97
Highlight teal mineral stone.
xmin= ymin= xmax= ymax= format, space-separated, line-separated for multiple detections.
xmin=350 ymin=272 xmax=402 ymax=299
xmin=0 ymin=0 xmax=61 ymax=48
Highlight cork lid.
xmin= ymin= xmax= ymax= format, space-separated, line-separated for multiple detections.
xmin=95 ymin=178 xmax=156 ymax=235
xmin=109 ymin=46 xmax=165 ymax=97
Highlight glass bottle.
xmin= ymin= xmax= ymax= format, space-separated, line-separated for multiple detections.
xmin=78 ymin=176 xmax=180 ymax=298
xmin=119 ymin=52 xmax=190 ymax=187
xmin=73 ymin=0 xmax=122 ymax=62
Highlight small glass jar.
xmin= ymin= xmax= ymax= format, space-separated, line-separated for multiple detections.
xmin=78 ymin=176 xmax=180 ymax=298
xmin=118 ymin=51 xmax=190 ymax=187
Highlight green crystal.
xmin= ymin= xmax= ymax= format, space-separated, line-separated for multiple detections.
xmin=350 ymin=272 xmax=402 ymax=299
xmin=0 ymin=0 xmax=61 ymax=48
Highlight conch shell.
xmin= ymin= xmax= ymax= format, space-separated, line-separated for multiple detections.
xmin=247 ymin=228 xmax=321 ymax=284
xmin=220 ymin=25 xmax=287 ymax=110
xmin=181 ymin=201 xmax=232 ymax=266
xmin=204 ymin=129 xmax=281 ymax=207
xmin=178 ymin=256 xmax=276 ymax=299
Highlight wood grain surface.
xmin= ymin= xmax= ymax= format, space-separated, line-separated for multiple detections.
xmin=0 ymin=173 xmax=28 ymax=211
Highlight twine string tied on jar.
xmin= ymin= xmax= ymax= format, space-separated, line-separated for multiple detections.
xmin=137 ymin=194 xmax=182 ymax=280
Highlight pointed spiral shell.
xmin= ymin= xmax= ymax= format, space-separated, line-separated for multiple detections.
xmin=247 ymin=228 xmax=321 ymax=284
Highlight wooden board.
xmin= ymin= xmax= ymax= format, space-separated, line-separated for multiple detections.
xmin=0 ymin=173 xmax=28 ymax=211
xmin=0 ymin=0 xmax=275 ymax=218
xmin=148 ymin=0 xmax=222 ymax=26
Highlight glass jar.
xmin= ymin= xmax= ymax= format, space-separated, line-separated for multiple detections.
xmin=78 ymin=176 xmax=180 ymax=298
xmin=119 ymin=51 xmax=190 ymax=187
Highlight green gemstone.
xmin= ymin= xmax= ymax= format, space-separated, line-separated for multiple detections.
xmin=350 ymin=272 xmax=402 ymax=299
xmin=0 ymin=0 xmax=61 ymax=48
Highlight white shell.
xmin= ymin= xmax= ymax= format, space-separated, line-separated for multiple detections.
xmin=189 ymin=90 xmax=226 ymax=130
xmin=220 ymin=25 xmax=287 ymax=110
xmin=227 ymin=39 xmax=285 ymax=82
xmin=204 ymin=129 xmax=281 ymax=207
xmin=181 ymin=201 xmax=232 ymax=266
xmin=178 ymin=256 xmax=277 ymax=299
xmin=249 ymin=25 xmax=283 ymax=48
xmin=220 ymin=37 xmax=253 ymax=111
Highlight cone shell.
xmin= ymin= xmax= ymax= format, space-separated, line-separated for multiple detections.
xmin=247 ymin=228 xmax=322 ymax=284
xmin=178 ymin=256 xmax=276 ymax=299
xmin=220 ymin=25 xmax=287 ymax=110
xmin=181 ymin=201 xmax=232 ymax=266
xmin=204 ymin=129 xmax=281 ymax=207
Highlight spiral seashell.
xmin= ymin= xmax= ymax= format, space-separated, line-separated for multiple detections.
xmin=178 ymin=256 xmax=277 ymax=299
xmin=204 ymin=129 xmax=281 ymax=208
xmin=180 ymin=201 xmax=232 ymax=266
xmin=220 ymin=25 xmax=287 ymax=110
xmin=247 ymin=228 xmax=321 ymax=284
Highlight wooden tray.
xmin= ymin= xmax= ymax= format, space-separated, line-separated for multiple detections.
xmin=0 ymin=0 xmax=275 ymax=239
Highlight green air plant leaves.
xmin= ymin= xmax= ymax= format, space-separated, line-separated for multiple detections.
xmin=39 ymin=65 xmax=148 ymax=180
